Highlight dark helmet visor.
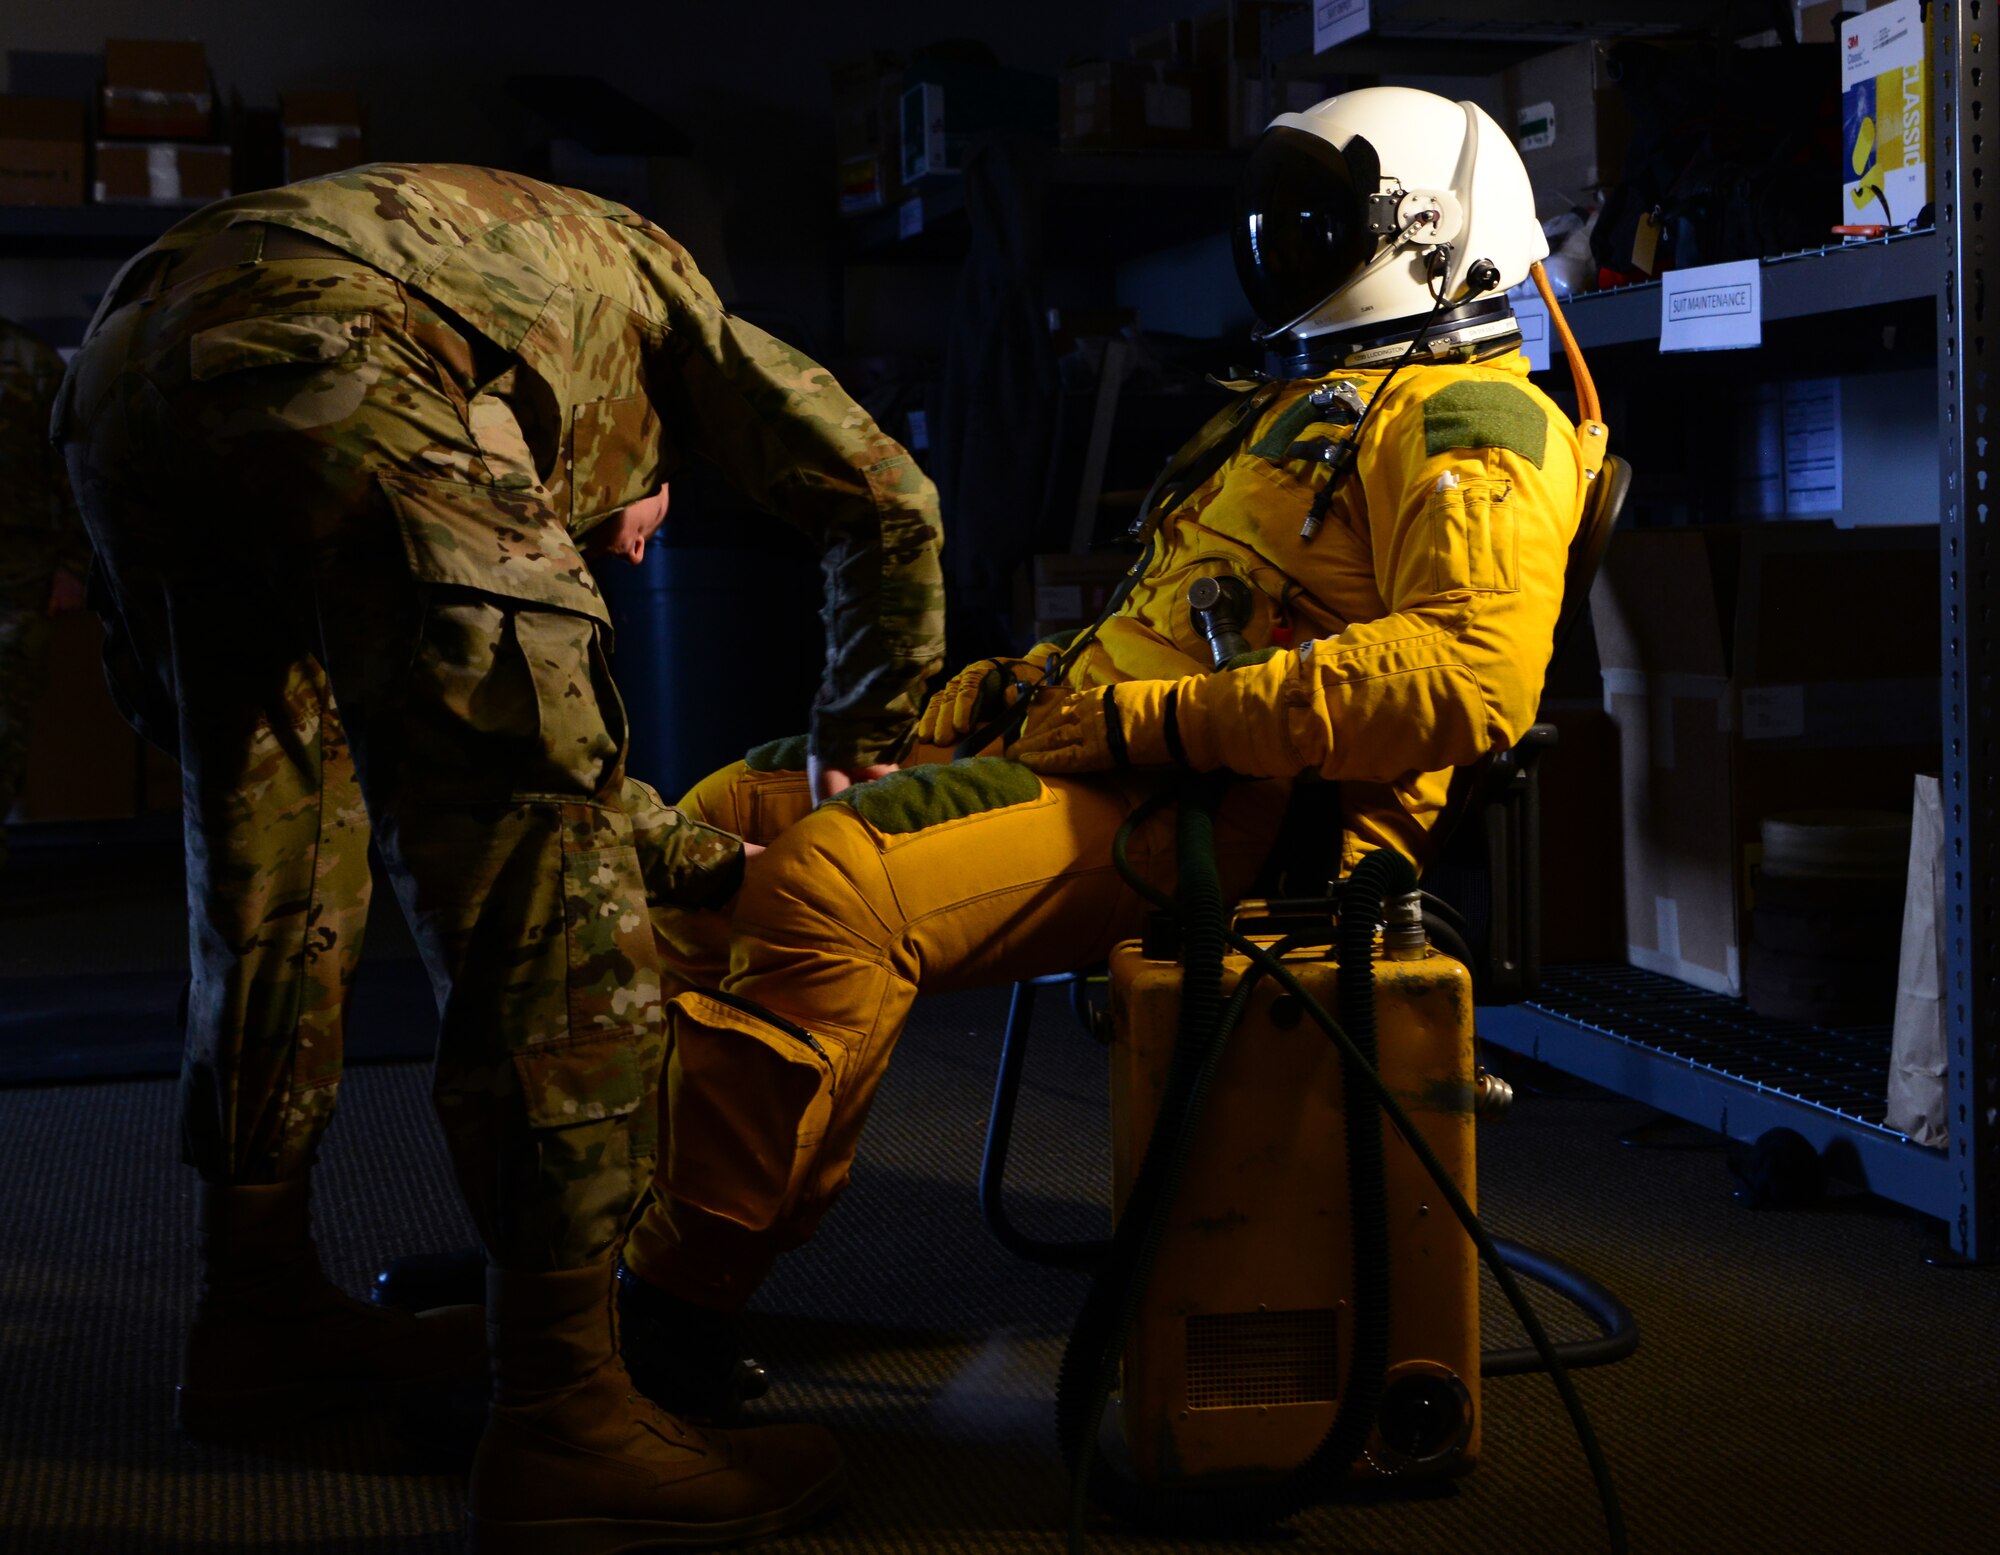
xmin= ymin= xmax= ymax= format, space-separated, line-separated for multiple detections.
xmin=1232 ymin=125 xmax=1378 ymax=330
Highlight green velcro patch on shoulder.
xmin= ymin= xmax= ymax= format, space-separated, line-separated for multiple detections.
xmin=1422 ymin=381 xmax=1547 ymax=469
xmin=1222 ymin=645 xmax=1285 ymax=671
xmin=831 ymin=757 xmax=1041 ymax=834
xmin=744 ymin=733 xmax=810 ymax=773
xmin=1248 ymin=395 xmax=1333 ymax=460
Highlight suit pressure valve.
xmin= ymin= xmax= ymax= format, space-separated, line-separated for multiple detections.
xmin=1186 ymin=575 xmax=1255 ymax=669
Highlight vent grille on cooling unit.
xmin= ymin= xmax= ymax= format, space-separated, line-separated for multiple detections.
xmin=1185 ymin=1308 xmax=1340 ymax=1409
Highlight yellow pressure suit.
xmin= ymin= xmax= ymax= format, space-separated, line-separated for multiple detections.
xmin=624 ymin=351 xmax=1585 ymax=1307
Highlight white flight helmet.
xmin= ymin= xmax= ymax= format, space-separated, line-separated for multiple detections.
xmin=1232 ymin=86 xmax=1548 ymax=353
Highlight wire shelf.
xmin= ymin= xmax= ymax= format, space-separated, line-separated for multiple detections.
xmin=1525 ymin=964 xmax=1896 ymax=1131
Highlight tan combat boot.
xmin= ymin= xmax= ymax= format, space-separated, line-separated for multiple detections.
xmin=466 ymin=1261 xmax=845 ymax=1554
xmin=176 ymin=1178 xmax=486 ymax=1438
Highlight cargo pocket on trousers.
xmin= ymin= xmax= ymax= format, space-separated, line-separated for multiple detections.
xmin=380 ymin=471 xmax=625 ymax=798
xmin=513 ymin=1026 xmax=657 ymax=1236
xmin=664 ymin=990 xmax=837 ymax=1233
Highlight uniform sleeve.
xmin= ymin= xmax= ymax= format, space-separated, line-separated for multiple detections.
xmin=656 ymin=285 xmax=945 ymax=768
xmin=47 ymin=407 xmax=91 ymax=580
xmin=1168 ymin=376 xmax=1583 ymax=784
xmin=0 ymin=338 xmax=88 ymax=578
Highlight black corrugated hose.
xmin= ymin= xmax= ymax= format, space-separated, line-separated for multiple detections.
xmin=1058 ymin=784 xmax=1628 ymax=1555
xmin=1054 ymin=784 xmax=1400 ymax=1542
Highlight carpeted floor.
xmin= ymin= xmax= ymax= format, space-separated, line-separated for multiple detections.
xmin=3 ymin=979 xmax=1997 ymax=1555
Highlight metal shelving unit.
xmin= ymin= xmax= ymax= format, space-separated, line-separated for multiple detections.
xmin=1476 ymin=0 xmax=1997 ymax=1259
xmin=1560 ymin=229 xmax=1939 ymax=351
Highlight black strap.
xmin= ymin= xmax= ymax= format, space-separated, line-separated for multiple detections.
xmin=1162 ymin=687 xmax=1189 ymax=768
xmin=1102 ymin=686 xmax=1130 ymax=768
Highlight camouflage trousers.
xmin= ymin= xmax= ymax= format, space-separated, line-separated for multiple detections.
xmin=0 ymin=562 xmax=54 ymax=865
xmin=60 ymin=245 xmax=740 ymax=1270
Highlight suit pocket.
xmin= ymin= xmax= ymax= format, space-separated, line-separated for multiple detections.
xmin=1428 ymin=475 xmax=1518 ymax=595
xmin=663 ymin=990 xmax=837 ymax=1232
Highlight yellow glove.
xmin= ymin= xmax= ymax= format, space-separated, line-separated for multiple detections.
xmin=915 ymin=647 xmax=1063 ymax=748
xmin=1009 ymin=679 xmax=1185 ymax=775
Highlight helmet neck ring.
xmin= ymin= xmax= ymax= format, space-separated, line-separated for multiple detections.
xmin=1278 ymin=295 xmax=1520 ymax=376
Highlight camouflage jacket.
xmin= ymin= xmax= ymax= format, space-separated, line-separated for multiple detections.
xmin=0 ymin=317 xmax=87 ymax=582
xmin=112 ymin=164 xmax=945 ymax=767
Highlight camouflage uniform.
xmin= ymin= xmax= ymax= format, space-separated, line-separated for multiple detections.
xmin=55 ymin=165 xmax=945 ymax=1271
xmin=0 ymin=318 xmax=88 ymax=866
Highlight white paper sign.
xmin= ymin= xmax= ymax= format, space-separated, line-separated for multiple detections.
xmin=1780 ymin=378 xmax=1843 ymax=514
xmin=898 ymin=197 xmax=923 ymax=240
xmin=1659 ymin=259 xmax=1762 ymax=351
xmin=1314 ymin=0 xmax=1371 ymax=53
xmin=1514 ymin=294 xmax=1551 ymax=372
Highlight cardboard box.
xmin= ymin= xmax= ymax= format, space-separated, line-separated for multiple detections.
xmin=94 ymin=141 xmax=232 ymax=205
xmin=1794 ymin=1 xmax=1846 ymax=45
xmin=100 ymin=39 xmax=214 ymax=140
xmin=1222 ymin=61 xmax=1340 ymax=149
xmin=0 ymin=95 xmax=85 ymax=207
xmin=281 ymin=90 xmax=365 ymax=183
xmin=1841 ymin=0 xmax=1930 ymax=227
xmin=1191 ymin=2 xmax=1291 ymax=66
xmin=1592 ymin=528 xmax=1938 ymax=995
xmin=1061 ymin=61 xmax=1201 ymax=151
xmin=1018 ymin=552 xmax=1134 ymax=645
xmin=1493 ymin=40 xmax=1629 ymax=219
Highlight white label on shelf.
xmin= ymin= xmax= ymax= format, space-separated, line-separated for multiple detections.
xmin=147 ymin=143 xmax=182 ymax=203
xmin=1516 ymin=100 xmax=1557 ymax=152
xmin=1742 ymin=685 xmax=1808 ymax=741
xmin=1841 ymin=0 xmax=1925 ymax=91
xmin=1036 ymin=584 xmax=1084 ymax=621
xmin=1514 ymin=293 xmax=1551 ymax=372
xmin=1143 ymin=81 xmax=1192 ymax=131
xmin=1314 ymin=0 xmax=1370 ymax=53
xmin=1781 ymin=378 xmax=1843 ymax=514
xmin=905 ymin=408 xmax=930 ymax=451
xmin=898 ymin=197 xmax=923 ymax=240
xmin=1659 ymin=259 xmax=1762 ymax=351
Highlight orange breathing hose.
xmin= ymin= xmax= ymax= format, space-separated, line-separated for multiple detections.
xmin=1530 ymin=259 xmax=1600 ymax=425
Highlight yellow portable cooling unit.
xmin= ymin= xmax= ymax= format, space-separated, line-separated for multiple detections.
xmin=1106 ymin=912 xmax=1481 ymax=1487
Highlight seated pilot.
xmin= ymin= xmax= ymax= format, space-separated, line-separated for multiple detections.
xmin=616 ymin=87 xmax=1597 ymax=1442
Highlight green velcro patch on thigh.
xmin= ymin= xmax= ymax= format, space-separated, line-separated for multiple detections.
xmin=744 ymin=733 xmax=810 ymax=772
xmin=830 ymin=757 xmax=1041 ymax=834
xmin=1422 ymin=381 xmax=1547 ymax=469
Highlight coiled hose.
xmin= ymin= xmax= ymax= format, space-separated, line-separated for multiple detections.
xmin=1058 ymin=785 xmax=1628 ymax=1554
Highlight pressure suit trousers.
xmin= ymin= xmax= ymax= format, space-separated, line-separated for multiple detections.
xmin=623 ymin=741 xmax=1289 ymax=1307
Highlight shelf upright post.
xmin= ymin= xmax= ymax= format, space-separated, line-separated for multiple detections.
xmin=1935 ymin=0 xmax=1999 ymax=1260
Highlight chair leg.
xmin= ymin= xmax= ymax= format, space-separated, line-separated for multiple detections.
xmin=978 ymin=977 xmax=1109 ymax=1271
